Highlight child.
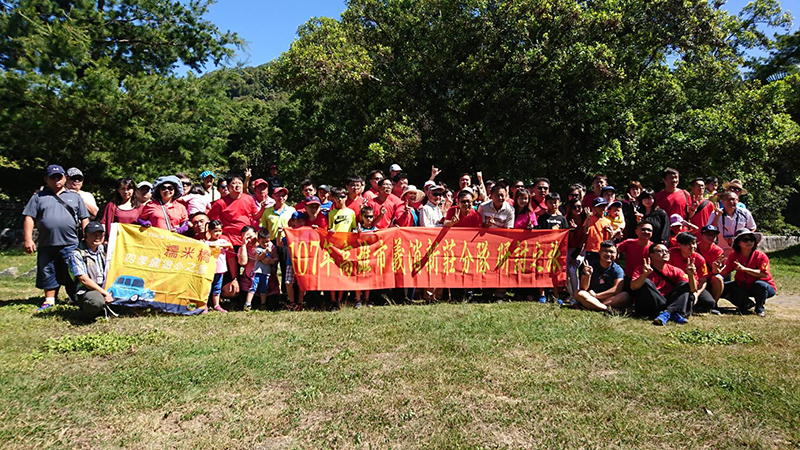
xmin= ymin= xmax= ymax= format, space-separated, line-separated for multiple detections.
xmin=178 ymin=184 xmax=211 ymax=215
xmin=536 ymin=193 xmax=569 ymax=303
xmin=357 ymin=205 xmax=377 ymax=232
xmin=204 ymin=220 xmax=233 ymax=313
xmin=237 ymin=225 xmax=258 ymax=296
xmin=353 ymin=206 xmax=377 ymax=308
xmin=537 ymin=193 xmax=569 ymax=230
xmin=285 ymin=211 xmax=307 ymax=310
xmin=327 ymin=187 xmax=356 ymax=307
xmin=242 ymin=228 xmax=277 ymax=311
xmin=605 ymin=201 xmax=626 ymax=241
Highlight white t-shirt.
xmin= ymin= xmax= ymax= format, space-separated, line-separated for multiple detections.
xmin=477 ymin=200 xmax=515 ymax=229
xmin=420 ymin=202 xmax=443 ymax=227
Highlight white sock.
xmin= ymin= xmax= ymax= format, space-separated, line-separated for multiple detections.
xmin=44 ymin=297 xmax=55 ymax=305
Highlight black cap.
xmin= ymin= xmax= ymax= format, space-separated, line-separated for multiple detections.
xmin=84 ymin=221 xmax=105 ymax=234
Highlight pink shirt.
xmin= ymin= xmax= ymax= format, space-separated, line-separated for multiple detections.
xmin=204 ymin=238 xmax=231 ymax=274
xmin=139 ymin=200 xmax=188 ymax=231
xmin=514 ymin=210 xmax=538 ymax=229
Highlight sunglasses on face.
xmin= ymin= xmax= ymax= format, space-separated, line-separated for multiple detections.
xmin=729 ymin=187 xmax=742 ymax=192
xmin=160 ymin=185 xmax=175 ymax=191
xmin=537 ymin=186 xmax=549 ymax=191
xmin=513 ymin=185 xmax=524 ymax=189
xmin=181 ymin=182 xmax=191 ymax=186
xmin=69 ymin=176 xmax=84 ymax=182
xmin=740 ymin=237 xmax=755 ymax=243
xmin=337 ymin=195 xmax=347 ymax=199
xmin=432 ymin=193 xmax=443 ymax=197
xmin=363 ymin=215 xmax=374 ymax=219
xmin=641 ymin=228 xmax=653 ymax=233
xmin=219 ymin=184 xmax=228 ymax=189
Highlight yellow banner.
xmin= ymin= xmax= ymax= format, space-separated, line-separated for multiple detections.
xmin=106 ymin=224 xmax=212 ymax=314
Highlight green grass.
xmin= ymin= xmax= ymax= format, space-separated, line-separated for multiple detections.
xmin=0 ymin=248 xmax=799 ymax=449
xmin=770 ymin=244 xmax=800 ymax=295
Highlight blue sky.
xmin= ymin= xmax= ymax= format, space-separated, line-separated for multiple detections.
xmin=186 ymin=0 xmax=798 ymax=74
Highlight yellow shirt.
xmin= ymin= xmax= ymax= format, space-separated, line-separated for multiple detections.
xmin=328 ymin=207 xmax=357 ymax=233
xmin=260 ymin=204 xmax=295 ymax=241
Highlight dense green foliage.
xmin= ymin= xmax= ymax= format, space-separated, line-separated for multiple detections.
xmin=2 ymin=0 xmax=800 ymax=232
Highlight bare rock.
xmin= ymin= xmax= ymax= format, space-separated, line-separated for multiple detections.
xmin=0 ymin=267 xmax=19 ymax=277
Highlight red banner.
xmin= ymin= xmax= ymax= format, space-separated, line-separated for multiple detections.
xmin=284 ymin=227 xmax=568 ymax=290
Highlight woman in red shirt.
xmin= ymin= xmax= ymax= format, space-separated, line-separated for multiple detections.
xmin=720 ymin=229 xmax=776 ymax=317
xmin=137 ymin=176 xmax=188 ymax=233
xmin=100 ymin=177 xmax=144 ymax=229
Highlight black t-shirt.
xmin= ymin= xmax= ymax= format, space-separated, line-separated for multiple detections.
xmin=537 ymin=213 xmax=569 ymax=230
xmin=265 ymin=176 xmax=284 ymax=195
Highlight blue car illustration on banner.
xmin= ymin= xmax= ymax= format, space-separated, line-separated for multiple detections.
xmin=108 ymin=276 xmax=155 ymax=302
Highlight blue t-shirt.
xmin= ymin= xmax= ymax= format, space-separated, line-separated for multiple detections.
xmin=588 ymin=259 xmax=624 ymax=294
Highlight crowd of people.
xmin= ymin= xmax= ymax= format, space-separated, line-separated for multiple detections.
xmin=22 ymin=162 xmax=776 ymax=323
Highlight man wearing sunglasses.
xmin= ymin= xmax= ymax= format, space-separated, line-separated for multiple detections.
xmin=23 ymin=164 xmax=90 ymax=311
xmin=527 ymin=178 xmax=550 ymax=217
xmin=420 ymin=183 xmax=446 ymax=227
xmin=65 ymin=167 xmax=99 ymax=218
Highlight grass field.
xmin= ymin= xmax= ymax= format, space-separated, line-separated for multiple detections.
xmin=0 ymin=248 xmax=799 ymax=449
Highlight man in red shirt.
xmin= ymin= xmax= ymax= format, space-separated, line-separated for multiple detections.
xmin=617 ymin=221 xmax=653 ymax=278
xmin=345 ymin=175 xmax=367 ymax=217
xmin=208 ymin=174 xmax=265 ymax=298
xmin=294 ymin=180 xmax=317 ymax=212
xmin=697 ymin=225 xmax=725 ymax=302
xmin=363 ymin=170 xmax=384 ymax=201
xmin=654 ymin=167 xmax=690 ymax=219
xmin=687 ymin=178 xmax=715 ymax=235
xmin=391 ymin=173 xmax=409 ymax=198
xmin=669 ymin=232 xmax=716 ymax=313
xmin=528 ymin=178 xmax=550 ymax=217
xmin=582 ymin=173 xmax=607 ymax=208
xmin=303 ymin=196 xmax=328 ymax=229
xmin=631 ymin=243 xmax=697 ymax=325
xmin=444 ymin=189 xmax=482 ymax=227
xmin=367 ymin=178 xmax=401 ymax=229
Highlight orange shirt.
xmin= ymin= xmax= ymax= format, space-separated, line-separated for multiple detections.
xmin=584 ymin=216 xmax=612 ymax=253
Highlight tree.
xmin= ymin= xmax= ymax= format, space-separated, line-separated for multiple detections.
xmin=269 ymin=0 xmax=799 ymax=231
xmin=0 ymin=0 xmax=242 ymax=202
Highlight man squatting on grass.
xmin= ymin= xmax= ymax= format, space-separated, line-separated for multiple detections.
xmin=25 ymin=163 xmax=779 ymax=323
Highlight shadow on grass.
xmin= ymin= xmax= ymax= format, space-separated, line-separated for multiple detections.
xmin=0 ymin=296 xmax=42 ymax=308
xmin=769 ymin=243 xmax=800 ymax=262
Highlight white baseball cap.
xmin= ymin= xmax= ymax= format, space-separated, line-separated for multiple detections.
xmin=389 ymin=164 xmax=402 ymax=172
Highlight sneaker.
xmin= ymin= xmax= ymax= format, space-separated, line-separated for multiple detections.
xmin=653 ymin=311 xmax=670 ymax=326
xmin=213 ymin=305 xmax=228 ymax=313
xmin=355 ymin=302 xmax=363 ymax=309
xmin=37 ymin=302 xmax=55 ymax=312
xmin=243 ymin=304 xmax=252 ymax=312
xmin=755 ymin=307 xmax=766 ymax=317
xmin=538 ymin=295 xmax=547 ymax=303
xmin=670 ymin=312 xmax=688 ymax=324
xmin=709 ymin=309 xmax=722 ymax=315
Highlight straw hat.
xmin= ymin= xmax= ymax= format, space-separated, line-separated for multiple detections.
xmin=722 ymin=179 xmax=747 ymax=196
